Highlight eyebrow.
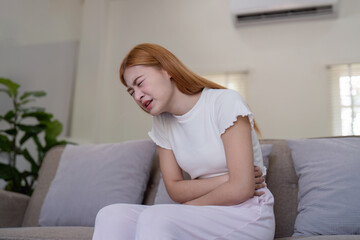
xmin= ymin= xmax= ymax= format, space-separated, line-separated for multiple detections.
xmin=127 ymin=75 xmax=143 ymax=92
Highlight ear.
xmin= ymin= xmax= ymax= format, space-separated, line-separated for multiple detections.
xmin=161 ymin=69 xmax=172 ymax=80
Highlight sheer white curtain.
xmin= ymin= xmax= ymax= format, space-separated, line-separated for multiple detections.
xmin=328 ymin=64 xmax=360 ymax=136
xmin=202 ymin=72 xmax=248 ymax=101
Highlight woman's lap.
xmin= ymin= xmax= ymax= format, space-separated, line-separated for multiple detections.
xmin=93 ymin=188 xmax=274 ymax=240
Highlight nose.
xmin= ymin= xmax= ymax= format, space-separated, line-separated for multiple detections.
xmin=133 ymin=90 xmax=144 ymax=101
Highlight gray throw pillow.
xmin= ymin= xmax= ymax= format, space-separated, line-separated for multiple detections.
xmin=39 ymin=140 xmax=156 ymax=226
xmin=154 ymin=143 xmax=273 ymax=204
xmin=287 ymin=137 xmax=360 ymax=236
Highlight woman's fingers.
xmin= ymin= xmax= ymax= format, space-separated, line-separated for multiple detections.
xmin=254 ymin=166 xmax=263 ymax=178
xmin=255 ymin=183 xmax=266 ymax=190
xmin=254 ymin=166 xmax=266 ymax=194
xmin=255 ymin=176 xmax=265 ymax=184
xmin=254 ymin=190 xmax=265 ymax=196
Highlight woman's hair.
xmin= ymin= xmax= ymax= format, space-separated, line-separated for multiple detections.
xmin=119 ymin=43 xmax=261 ymax=136
xmin=119 ymin=43 xmax=225 ymax=94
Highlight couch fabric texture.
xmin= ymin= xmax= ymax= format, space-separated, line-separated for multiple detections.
xmin=288 ymin=138 xmax=360 ymax=236
xmin=39 ymin=140 xmax=156 ymax=227
xmin=0 ymin=136 xmax=359 ymax=240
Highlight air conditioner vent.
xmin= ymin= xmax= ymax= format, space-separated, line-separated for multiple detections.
xmin=236 ymin=5 xmax=334 ymax=23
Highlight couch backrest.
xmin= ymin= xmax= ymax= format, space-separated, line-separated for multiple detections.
xmin=142 ymin=151 xmax=161 ymax=205
xmin=23 ymin=139 xmax=300 ymax=239
xmin=22 ymin=145 xmax=65 ymax=227
xmin=261 ymin=139 xmax=298 ymax=238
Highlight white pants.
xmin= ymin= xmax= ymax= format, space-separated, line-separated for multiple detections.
xmin=92 ymin=188 xmax=275 ymax=240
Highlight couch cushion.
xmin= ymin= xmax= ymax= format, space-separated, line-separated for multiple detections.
xmin=0 ymin=227 xmax=93 ymax=240
xmin=288 ymin=137 xmax=360 ymax=236
xmin=0 ymin=190 xmax=30 ymax=227
xmin=276 ymin=236 xmax=360 ymax=240
xmin=38 ymin=140 xmax=156 ymax=227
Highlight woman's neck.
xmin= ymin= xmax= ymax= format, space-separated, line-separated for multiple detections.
xmin=167 ymin=89 xmax=202 ymax=116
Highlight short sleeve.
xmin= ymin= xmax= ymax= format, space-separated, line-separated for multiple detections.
xmin=148 ymin=115 xmax=172 ymax=149
xmin=215 ymin=90 xmax=254 ymax=135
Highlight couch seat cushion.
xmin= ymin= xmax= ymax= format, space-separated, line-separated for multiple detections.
xmin=276 ymin=236 xmax=360 ymax=240
xmin=0 ymin=227 xmax=93 ymax=240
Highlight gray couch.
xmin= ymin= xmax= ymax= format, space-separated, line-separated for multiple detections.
xmin=0 ymin=137 xmax=359 ymax=240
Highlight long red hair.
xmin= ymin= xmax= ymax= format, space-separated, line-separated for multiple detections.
xmin=119 ymin=43 xmax=261 ymax=136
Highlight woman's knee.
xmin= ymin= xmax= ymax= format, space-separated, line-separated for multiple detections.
xmin=95 ymin=203 xmax=135 ymax=223
xmin=93 ymin=204 xmax=142 ymax=240
xmin=136 ymin=205 xmax=178 ymax=238
xmin=95 ymin=204 xmax=116 ymax=224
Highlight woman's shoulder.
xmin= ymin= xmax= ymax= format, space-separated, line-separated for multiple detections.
xmin=205 ymin=88 xmax=244 ymax=103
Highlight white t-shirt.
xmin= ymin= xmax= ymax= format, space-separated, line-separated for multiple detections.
xmin=148 ymin=88 xmax=266 ymax=179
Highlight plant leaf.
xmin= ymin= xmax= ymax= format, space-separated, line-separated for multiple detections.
xmin=4 ymin=171 xmax=23 ymax=194
xmin=15 ymin=147 xmax=22 ymax=154
xmin=19 ymin=107 xmax=46 ymax=114
xmin=23 ymin=149 xmax=39 ymax=174
xmin=44 ymin=140 xmax=68 ymax=153
xmin=0 ymin=78 xmax=19 ymax=98
xmin=4 ymin=128 xmax=17 ymax=136
xmin=20 ymin=170 xmax=35 ymax=179
xmin=0 ymin=163 xmax=20 ymax=181
xmin=20 ymin=91 xmax=46 ymax=100
xmin=44 ymin=120 xmax=63 ymax=146
xmin=32 ymin=135 xmax=44 ymax=152
xmin=22 ymin=112 xmax=53 ymax=122
xmin=46 ymin=120 xmax=63 ymax=137
xmin=0 ymin=134 xmax=12 ymax=152
xmin=20 ymin=132 xmax=33 ymax=145
xmin=18 ymin=124 xmax=46 ymax=134
xmin=19 ymin=99 xmax=35 ymax=106
xmin=0 ymin=163 xmax=13 ymax=180
xmin=4 ymin=110 xmax=15 ymax=122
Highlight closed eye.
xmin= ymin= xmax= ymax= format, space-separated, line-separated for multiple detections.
xmin=137 ymin=80 xmax=144 ymax=87
xmin=127 ymin=78 xmax=144 ymax=97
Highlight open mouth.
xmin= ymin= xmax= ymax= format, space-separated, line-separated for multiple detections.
xmin=143 ymin=100 xmax=153 ymax=110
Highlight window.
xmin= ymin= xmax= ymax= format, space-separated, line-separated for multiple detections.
xmin=202 ymin=72 xmax=248 ymax=101
xmin=329 ymin=64 xmax=360 ymax=136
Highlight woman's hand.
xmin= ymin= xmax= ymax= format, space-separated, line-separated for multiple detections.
xmin=254 ymin=166 xmax=266 ymax=196
xmin=159 ymin=146 xmax=234 ymax=203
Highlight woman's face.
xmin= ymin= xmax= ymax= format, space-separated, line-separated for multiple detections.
xmin=123 ymin=65 xmax=175 ymax=116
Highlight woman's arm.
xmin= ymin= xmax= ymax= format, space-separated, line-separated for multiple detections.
xmin=159 ymin=147 xmax=229 ymax=203
xmin=184 ymin=116 xmax=255 ymax=206
xmin=160 ymin=116 xmax=264 ymax=204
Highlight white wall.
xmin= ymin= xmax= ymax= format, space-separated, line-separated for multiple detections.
xmin=0 ymin=0 xmax=82 ymax=135
xmin=71 ymin=0 xmax=360 ymax=143
xmin=0 ymin=0 xmax=82 ymax=188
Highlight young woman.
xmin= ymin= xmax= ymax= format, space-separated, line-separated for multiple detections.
xmin=92 ymin=43 xmax=275 ymax=240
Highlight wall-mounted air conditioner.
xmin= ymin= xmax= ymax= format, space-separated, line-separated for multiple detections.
xmin=230 ymin=0 xmax=339 ymax=25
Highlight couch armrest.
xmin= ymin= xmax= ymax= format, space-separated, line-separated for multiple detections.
xmin=0 ymin=189 xmax=30 ymax=227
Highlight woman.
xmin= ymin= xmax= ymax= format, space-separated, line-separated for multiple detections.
xmin=92 ymin=43 xmax=275 ymax=240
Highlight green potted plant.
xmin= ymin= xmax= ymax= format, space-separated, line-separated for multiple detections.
xmin=0 ymin=77 xmax=72 ymax=196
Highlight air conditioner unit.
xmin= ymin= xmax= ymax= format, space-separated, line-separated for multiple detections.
xmin=230 ymin=0 xmax=338 ymax=25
